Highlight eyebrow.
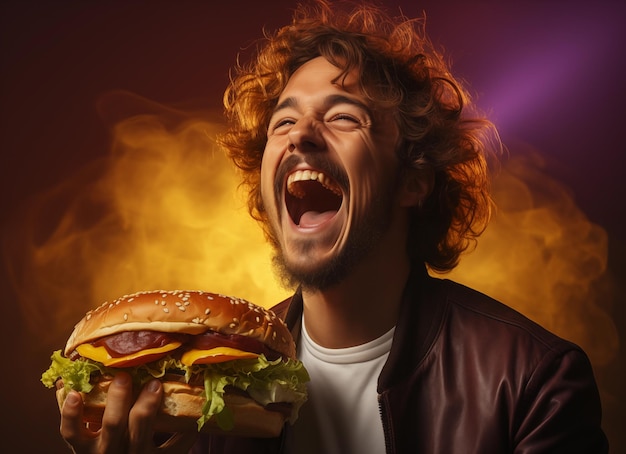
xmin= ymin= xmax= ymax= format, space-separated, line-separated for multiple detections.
xmin=272 ymin=94 xmax=372 ymax=118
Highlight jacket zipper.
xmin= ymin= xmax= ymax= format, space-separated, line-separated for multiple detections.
xmin=379 ymin=393 xmax=394 ymax=454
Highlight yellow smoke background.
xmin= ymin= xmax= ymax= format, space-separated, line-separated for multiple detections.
xmin=5 ymin=95 xmax=618 ymax=368
xmin=6 ymin=94 xmax=290 ymax=348
xmin=443 ymin=147 xmax=619 ymax=367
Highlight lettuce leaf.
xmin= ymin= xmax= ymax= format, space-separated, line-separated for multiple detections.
xmin=41 ymin=350 xmax=103 ymax=393
xmin=199 ymin=372 xmax=235 ymax=431
xmin=41 ymin=351 xmax=309 ymax=431
xmin=188 ymin=355 xmax=309 ymax=430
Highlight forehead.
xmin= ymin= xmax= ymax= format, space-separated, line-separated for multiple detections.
xmin=279 ymin=56 xmax=361 ymax=101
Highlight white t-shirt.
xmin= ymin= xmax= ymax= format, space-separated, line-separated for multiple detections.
xmin=285 ymin=316 xmax=395 ymax=454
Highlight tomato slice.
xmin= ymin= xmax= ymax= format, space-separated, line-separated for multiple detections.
xmin=107 ymin=350 xmax=172 ymax=368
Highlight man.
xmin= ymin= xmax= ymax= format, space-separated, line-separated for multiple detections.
xmin=59 ymin=1 xmax=608 ymax=453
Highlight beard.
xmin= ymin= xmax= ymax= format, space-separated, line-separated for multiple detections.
xmin=270 ymin=186 xmax=396 ymax=292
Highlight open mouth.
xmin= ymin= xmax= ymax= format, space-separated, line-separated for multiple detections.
xmin=285 ymin=169 xmax=343 ymax=227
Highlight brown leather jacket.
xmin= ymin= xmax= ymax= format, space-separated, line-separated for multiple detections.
xmin=201 ymin=266 xmax=608 ymax=453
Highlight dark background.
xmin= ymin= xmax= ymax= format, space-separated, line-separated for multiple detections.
xmin=1 ymin=1 xmax=624 ymax=452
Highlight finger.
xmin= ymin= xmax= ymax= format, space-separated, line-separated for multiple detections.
xmin=60 ymin=390 xmax=97 ymax=452
xmin=99 ymin=372 xmax=134 ymax=453
xmin=158 ymin=432 xmax=199 ymax=454
xmin=128 ymin=379 xmax=163 ymax=454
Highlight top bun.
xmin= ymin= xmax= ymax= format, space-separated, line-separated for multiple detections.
xmin=64 ymin=290 xmax=295 ymax=359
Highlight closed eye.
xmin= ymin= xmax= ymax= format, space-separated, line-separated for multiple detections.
xmin=327 ymin=112 xmax=364 ymax=131
xmin=330 ymin=114 xmax=360 ymax=123
xmin=271 ymin=118 xmax=296 ymax=133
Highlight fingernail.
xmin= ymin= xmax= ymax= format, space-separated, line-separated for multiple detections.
xmin=147 ymin=380 xmax=160 ymax=393
xmin=66 ymin=392 xmax=80 ymax=406
xmin=113 ymin=373 xmax=130 ymax=386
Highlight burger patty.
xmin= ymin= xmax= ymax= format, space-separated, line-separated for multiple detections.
xmin=78 ymin=330 xmax=283 ymax=361
xmin=93 ymin=331 xmax=189 ymax=356
xmin=190 ymin=330 xmax=282 ymax=360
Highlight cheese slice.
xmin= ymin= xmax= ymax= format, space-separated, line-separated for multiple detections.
xmin=76 ymin=341 xmax=182 ymax=367
xmin=181 ymin=346 xmax=259 ymax=366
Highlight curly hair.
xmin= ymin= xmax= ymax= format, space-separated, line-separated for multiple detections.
xmin=219 ymin=0 xmax=500 ymax=273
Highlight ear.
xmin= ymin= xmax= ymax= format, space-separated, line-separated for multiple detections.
xmin=397 ymin=167 xmax=434 ymax=208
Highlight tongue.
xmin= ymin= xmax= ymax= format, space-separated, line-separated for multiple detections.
xmin=299 ymin=210 xmax=336 ymax=228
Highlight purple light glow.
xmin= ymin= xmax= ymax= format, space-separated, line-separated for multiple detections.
xmin=472 ymin=7 xmax=620 ymax=137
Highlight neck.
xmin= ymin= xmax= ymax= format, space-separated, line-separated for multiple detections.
xmin=301 ymin=250 xmax=411 ymax=349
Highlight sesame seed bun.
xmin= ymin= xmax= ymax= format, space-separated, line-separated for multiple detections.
xmin=64 ymin=290 xmax=295 ymax=359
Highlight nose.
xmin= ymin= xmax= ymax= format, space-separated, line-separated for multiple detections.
xmin=287 ymin=116 xmax=326 ymax=152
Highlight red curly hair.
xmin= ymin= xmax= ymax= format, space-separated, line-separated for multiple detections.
xmin=219 ymin=0 xmax=500 ymax=272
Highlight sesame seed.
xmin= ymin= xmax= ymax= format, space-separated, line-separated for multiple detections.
xmin=229 ymin=323 xmax=236 ymax=328
xmin=123 ymin=313 xmax=128 ymax=321
xmin=163 ymin=308 xmax=170 ymax=313
xmin=256 ymin=316 xmax=260 ymax=323
xmin=205 ymin=308 xmax=211 ymax=315
xmin=178 ymin=306 xmax=186 ymax=312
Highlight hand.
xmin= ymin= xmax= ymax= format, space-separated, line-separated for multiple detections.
xmin=59 ymin=373 xmax=198 ymax=453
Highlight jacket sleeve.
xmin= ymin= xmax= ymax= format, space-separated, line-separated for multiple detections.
xmin=514 ymin=347 xmax=608 ymax=453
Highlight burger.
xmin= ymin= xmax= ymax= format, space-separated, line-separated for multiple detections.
xmin=41 ymin=290 xmax=309 ymax=437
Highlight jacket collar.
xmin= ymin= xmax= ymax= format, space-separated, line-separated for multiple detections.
xmin=273 ymin=264 xmax=446 ymax=392
xmin=378 ymin=265 xmax=446 ymax=391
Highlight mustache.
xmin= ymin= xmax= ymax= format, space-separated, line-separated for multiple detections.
xmin=274 ymin=154 xmax=349 ymax=196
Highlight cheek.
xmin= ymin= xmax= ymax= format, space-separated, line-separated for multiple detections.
xmin=260 ymin=142 xmax=283 ymax=210
xmin=259 ymin=155 xmax=273 ymax=203
xmin=341 ymin=137 xmax=400 ymax=221
xmin=345 ymin=132 xmax=399 ymax=190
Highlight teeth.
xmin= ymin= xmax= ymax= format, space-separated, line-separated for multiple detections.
xmin=287 ymin=169 xmax=342 ymax=199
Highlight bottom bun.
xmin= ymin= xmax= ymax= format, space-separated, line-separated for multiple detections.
xmin=56 ymin=379 xmax=286 ymax=438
